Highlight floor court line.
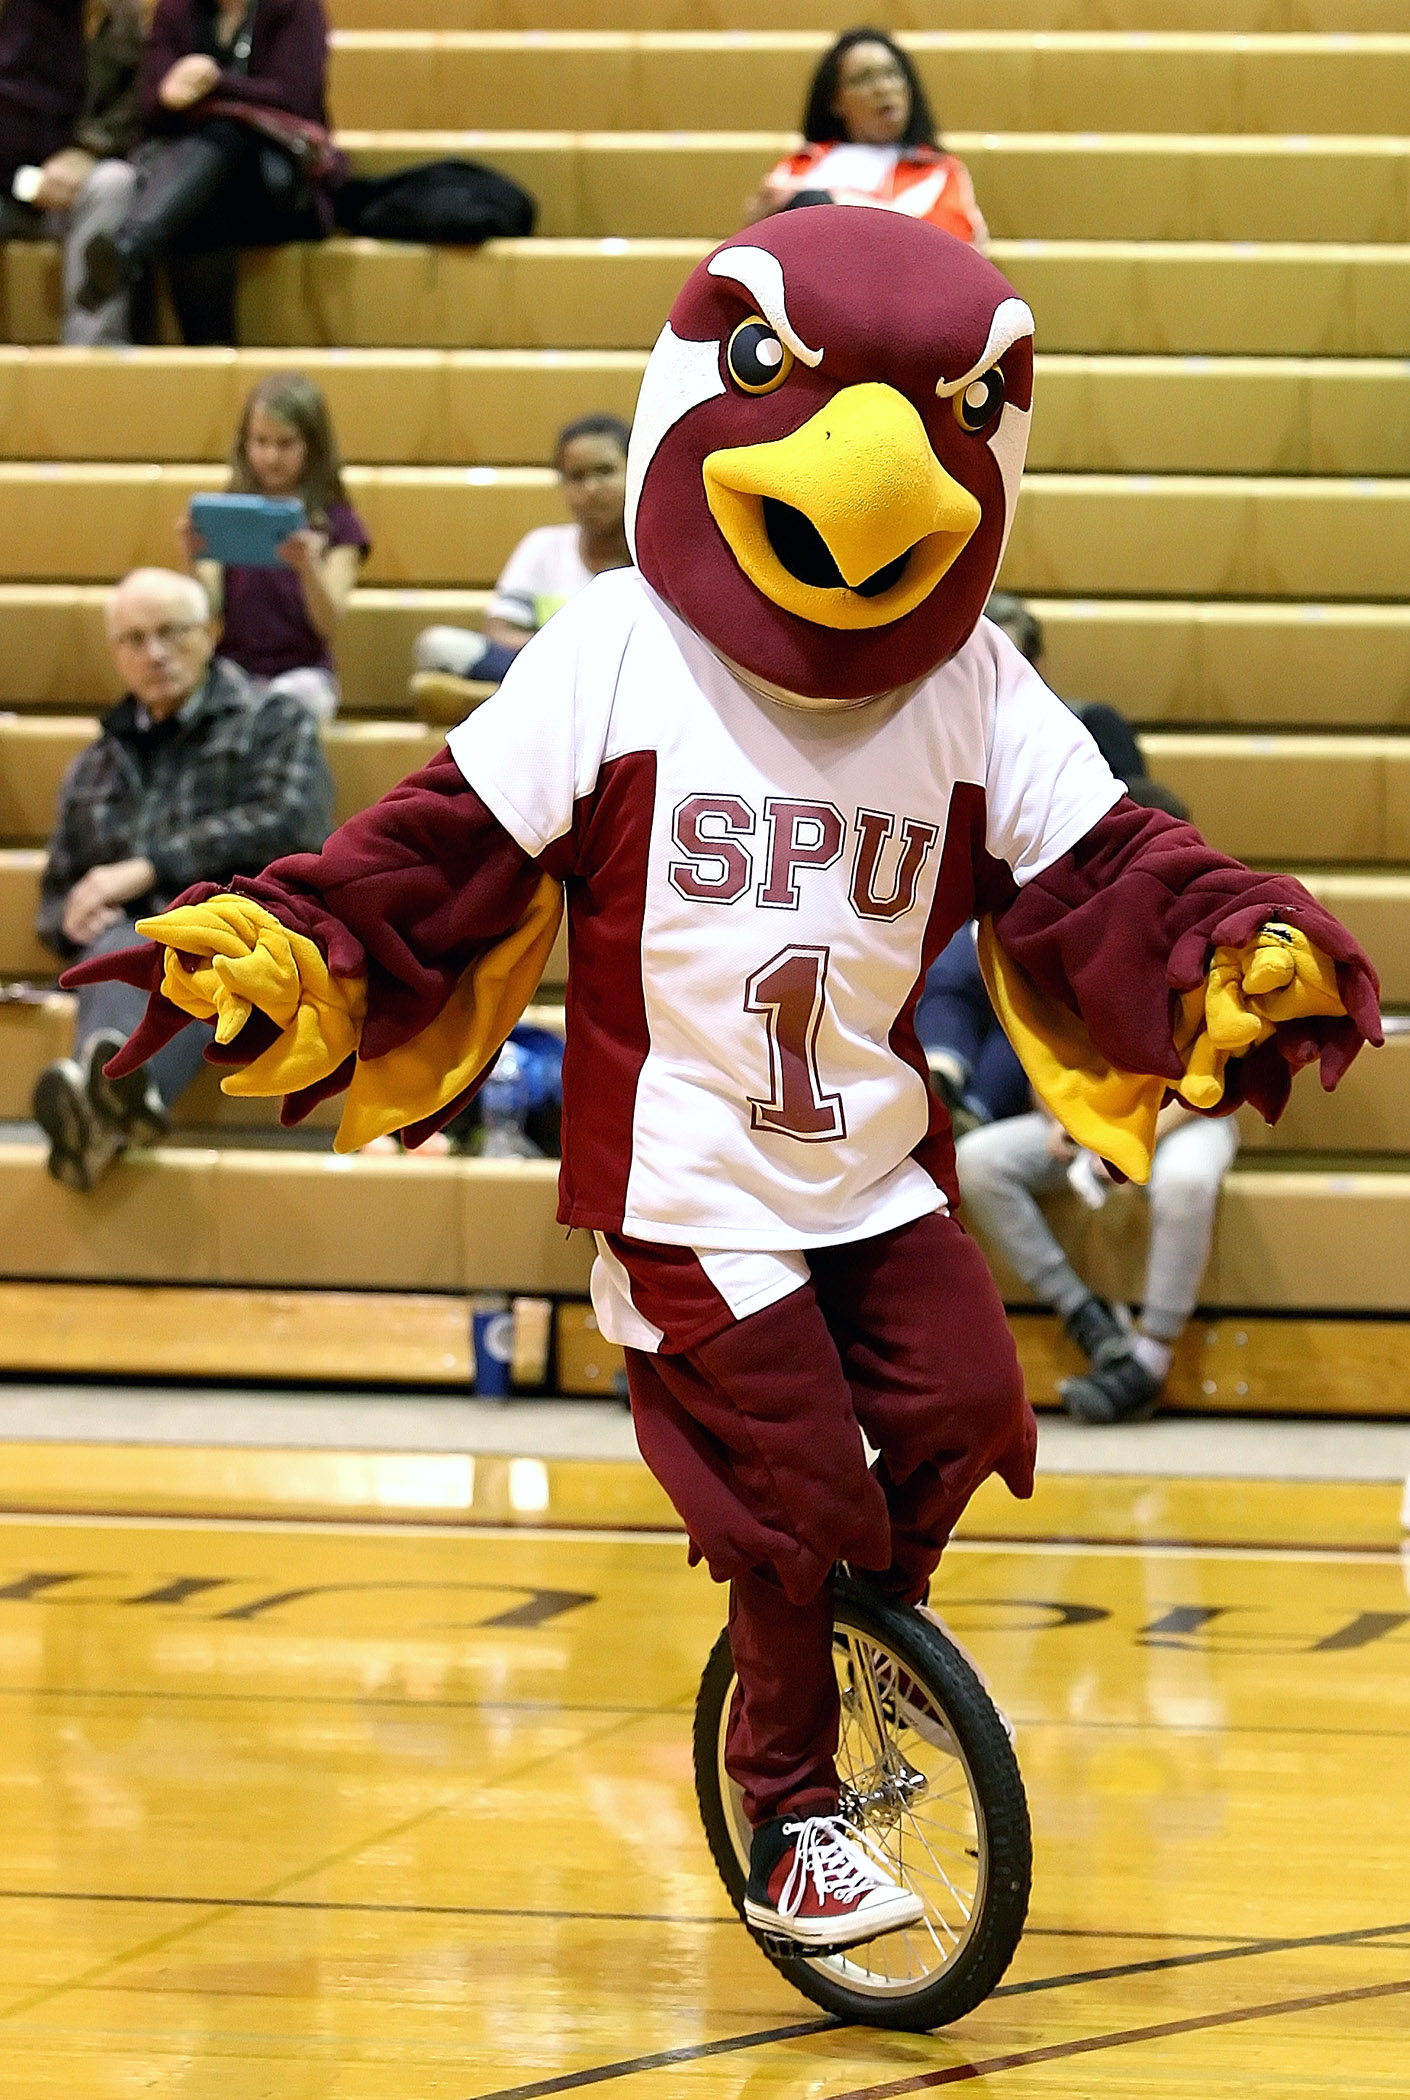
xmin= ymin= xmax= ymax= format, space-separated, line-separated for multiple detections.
xmin=0 ymin=1889 xmax=1329 ymax=1948
xmin=471 ymin=2020 xmax=840 ymax=2100
xmin=991 ymin=1915 xmax=1410 ymax=1999
xmin=465 ymin=1962 xmax=1410 ymax=2100
xmin=0 ymin=1685 xmax=674 ymax=1715
xmin=0 ymin=1888 xmax=739 ymax=1928
xmin=0 ymin=1889 xmax=1400 ymax=1983
xmin=1 ymin=1508 xmax=1404 ymax=1562
xmin=0 ymin=1679 xmax=1404 ymax=1739
xmin=0 ymin=1701 xmax=662 ymax=2028
xmin=828 ymin=1975 xmax=1410 ymax=2098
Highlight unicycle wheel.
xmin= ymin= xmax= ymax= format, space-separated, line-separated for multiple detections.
xmin=692 ymin=1574 xmax=1031 ymax=2031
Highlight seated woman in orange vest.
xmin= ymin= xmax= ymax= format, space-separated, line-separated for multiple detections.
xmin=743 ymin=27 xmax=987 ymax=249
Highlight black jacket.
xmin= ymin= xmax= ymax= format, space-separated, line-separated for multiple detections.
xmin=38 ymin=656 xmax=333 ymax=956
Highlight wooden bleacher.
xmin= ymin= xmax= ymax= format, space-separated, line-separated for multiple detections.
xmin=0 ymin=3 xmax=1406 ymax=1408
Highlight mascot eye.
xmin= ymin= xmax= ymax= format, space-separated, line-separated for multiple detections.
xmin=954 ymin=368 xmax=1005 ymax=432
xmin=726 ymin=317 xmax=794 ymax=395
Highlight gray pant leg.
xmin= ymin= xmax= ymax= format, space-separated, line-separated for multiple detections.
xmin=60 ymin=159 xmax=137 ymax=346
xmin=955 ymin=1112 xmax=1090 ymax=1318
xmin=1140 ymin=1115 xmax=1240 ymax=1341
xmin=74 ymin=917 xmax=209 ymax=1112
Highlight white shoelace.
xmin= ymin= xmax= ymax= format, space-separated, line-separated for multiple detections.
xmin=775 ymin=1815 xmax=900 ymax=1919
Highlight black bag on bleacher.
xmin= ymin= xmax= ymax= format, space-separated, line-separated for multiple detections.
xmin=334 ymin=158 xmax=537 ymax=245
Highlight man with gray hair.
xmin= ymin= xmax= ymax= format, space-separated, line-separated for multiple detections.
xmin=32 ymin=567 xmax=334 ymax=1189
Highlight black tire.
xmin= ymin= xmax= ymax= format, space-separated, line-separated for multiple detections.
xmin=693 ymin=1574 xmax=1031 ymax=2031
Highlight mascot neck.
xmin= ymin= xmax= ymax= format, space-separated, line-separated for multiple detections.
xmin=717 ymin=648 xmax=922 ymax=717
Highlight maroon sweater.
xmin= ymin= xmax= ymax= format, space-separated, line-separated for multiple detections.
xmin=0 ymin=0 xmax=85 ymax=186
xmin=140 ymin=0 xmax=330 ymax=131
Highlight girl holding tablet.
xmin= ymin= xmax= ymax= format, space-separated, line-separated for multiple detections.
xmin=181 ymin=372 xmax=369 ymax=721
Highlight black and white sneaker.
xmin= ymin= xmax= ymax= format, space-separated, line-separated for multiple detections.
xmin=1060 ymin=1353 xmax=1163 ymax=1424
xmin=32 ymin=1058 xmax=120 ymax=1192
xmin=1062 ymin=1294 xmax=1127 ymax=1365
xmin=84 ymin=1030 xmax=167 ymax=1147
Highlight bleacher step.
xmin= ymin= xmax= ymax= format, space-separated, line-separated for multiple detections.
xmin=0 ymin=1280 xmax=1403 ymax=1417
xmin=2 ymin=463 xmax=1408 ymax=599
xmin=6 ymin=717 xmax=1408 ymax=865
xmin=330 ymin=129 xmax=1410 ymax=246
xmin=3 ymin=349 xmax=1406 ymax=479
xmin=324 ymin=31 xmax=1410 ymax=139
xmin=0 ymin=1141 xmax=1405 ymax=1311
xmin=324 ymin=0 xmax=1409 ymax=33
xmin=3 ymin=588 xmax=1406 ymax=727
xmin=8 ymin=239 xmax=1407 ymax=358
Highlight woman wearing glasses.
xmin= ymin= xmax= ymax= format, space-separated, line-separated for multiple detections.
xmin=743 ymin=27 xmax=987 ymax=250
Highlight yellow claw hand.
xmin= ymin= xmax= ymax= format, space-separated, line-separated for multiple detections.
xmin=1176 ymin=922 xmax=1346 ymax=1111
xmin=136 ymin=896 xmax=366 ymax=1098
xmin=1237 ymin=921 xmax=1344 ymax=1020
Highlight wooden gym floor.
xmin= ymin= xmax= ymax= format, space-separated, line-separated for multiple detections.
xmin=0 ymin=1419 xmax=1406 ymax=2095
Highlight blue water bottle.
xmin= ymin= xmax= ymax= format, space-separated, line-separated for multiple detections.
xmin=471 ymin=1292 xmax=513 ymax=1397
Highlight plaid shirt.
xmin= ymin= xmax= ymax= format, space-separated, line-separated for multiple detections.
xmin=38 ymin=657 xmax=334 ymax=956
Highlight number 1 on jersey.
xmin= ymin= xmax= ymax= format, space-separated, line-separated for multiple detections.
xmin=744 ymin=944 xmax=846 ymax=1142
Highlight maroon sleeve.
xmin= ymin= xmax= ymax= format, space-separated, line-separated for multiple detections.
xmin=138 ymin=0 xmax=190 ymax=129
xmin=993 ymin=798 xmax=1383 ymax=1122
xmin=141 ymin=0 xmax=329 ymax=127
xmin=207 ymin=0 xmax=329 ymax=119
xmin=323 ymin=502 xmax=371 ymax=559
xmin=63 ymin=751 xmax=548 ymax=1121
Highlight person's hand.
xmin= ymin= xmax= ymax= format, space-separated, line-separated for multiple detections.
xmin=1042 ymin=1117 xmax=1077 ymax=1162
xmin=34 ymin=148 xmax=96 ymax=213
xmin=176 ymin=511 xmax=207 ymax=566
xmin=62 ymin=858 xmax=157 ymax=947
xmin=277 ymin=527 xmax=327 ymax=577
xmin=158 ymin=53 xmax=220 ymax=109
xmin=744 ymin=175 xmax=794 ymax=223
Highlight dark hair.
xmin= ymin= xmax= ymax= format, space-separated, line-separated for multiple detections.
xmin=230 ymin=373 xmax=348 ymax=522
xmin=801 ymin=29 xmax=939 ymax=151
xmin=984 ymin=590 xmax=1043 ymax=665
xmin=1124 ymin=776 xmax=1192 ymax=823
xmin=553 ymin=413 xmax=632 ymax=470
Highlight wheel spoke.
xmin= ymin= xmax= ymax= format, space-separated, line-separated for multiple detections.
xmin=711 ymin=1604 xmax=1018 ymax=2005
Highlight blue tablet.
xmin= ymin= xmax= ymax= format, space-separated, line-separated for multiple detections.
xmin=189 ymin=493 xmax=307 ymax=569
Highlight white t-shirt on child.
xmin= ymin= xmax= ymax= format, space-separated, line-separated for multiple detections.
xmin=487 ymin=523 xmax=595 ymax=632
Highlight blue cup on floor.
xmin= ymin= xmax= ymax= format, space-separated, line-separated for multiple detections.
xmin=471 ymin=1293 xmax=514 ymax=1397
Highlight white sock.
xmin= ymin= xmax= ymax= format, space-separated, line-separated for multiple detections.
xmin=1131 ymin=1334 xmax=1173 ymax=1382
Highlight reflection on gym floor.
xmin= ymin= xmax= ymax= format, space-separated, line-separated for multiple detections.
xmin=0 ymin=1453 xmax=1406 ymax=2097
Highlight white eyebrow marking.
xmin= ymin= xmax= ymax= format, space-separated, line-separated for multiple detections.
xmin=935 ymin=297 xmax=1035 ymax=398
xmin=706 ymin=246 xmax=824 ymax=368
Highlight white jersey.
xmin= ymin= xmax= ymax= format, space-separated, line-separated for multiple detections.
xmin=487 ymin=523 xmax=595 ymax=632
xmin=447 ymin=570 xmax=1120 ymax=1252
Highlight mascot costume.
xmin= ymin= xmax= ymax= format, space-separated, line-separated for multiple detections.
xmin=70 ymin=210 xmax=1380 ymax=1951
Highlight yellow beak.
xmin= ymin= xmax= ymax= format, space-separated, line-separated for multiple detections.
xmin=702 ymin=383 xmax=982 ymax=630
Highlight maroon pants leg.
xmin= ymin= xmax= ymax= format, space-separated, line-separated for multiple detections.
xmin=725 ymin=1564 xmax=840 ymax=1828
xmin=624 ymin=1281 xmax=888 ymax=1828
xmin=809 ymin=1209 xmax=1036 ymax=1603
xmin=623 ymin=1213 xmax=1034 ymax=1828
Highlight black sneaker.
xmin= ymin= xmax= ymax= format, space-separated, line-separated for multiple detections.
xmin=1062 ymin=1294 xmax=1126 ymax=1365
xmin=928 ymin=1062 xmax=987 ymax=1139
xmin=1060 ymin=1353 xmax=1164 ymax=1424
xmin=32 ymin=1059 xmax=120 ymax=1192
xmin=76 ymin=231 xmax=129 ymax=311
xmin=84 ymin=1031 xmax=167 ymax=1146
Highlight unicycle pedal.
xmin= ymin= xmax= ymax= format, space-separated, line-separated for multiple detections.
xmin=754 ymin=1928 xmax=852 ymax=1960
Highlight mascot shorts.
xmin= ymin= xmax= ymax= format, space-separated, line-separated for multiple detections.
xmin=610 ymin=1211 xmax=1036 ymax=1825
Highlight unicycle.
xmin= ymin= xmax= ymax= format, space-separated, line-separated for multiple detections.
xmin=693 ymin=1573 xmax=1031 ymax=2031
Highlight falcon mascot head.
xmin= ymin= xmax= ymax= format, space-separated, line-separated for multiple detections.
xmin=626 ymin=207 xmax=1034 ymax=706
